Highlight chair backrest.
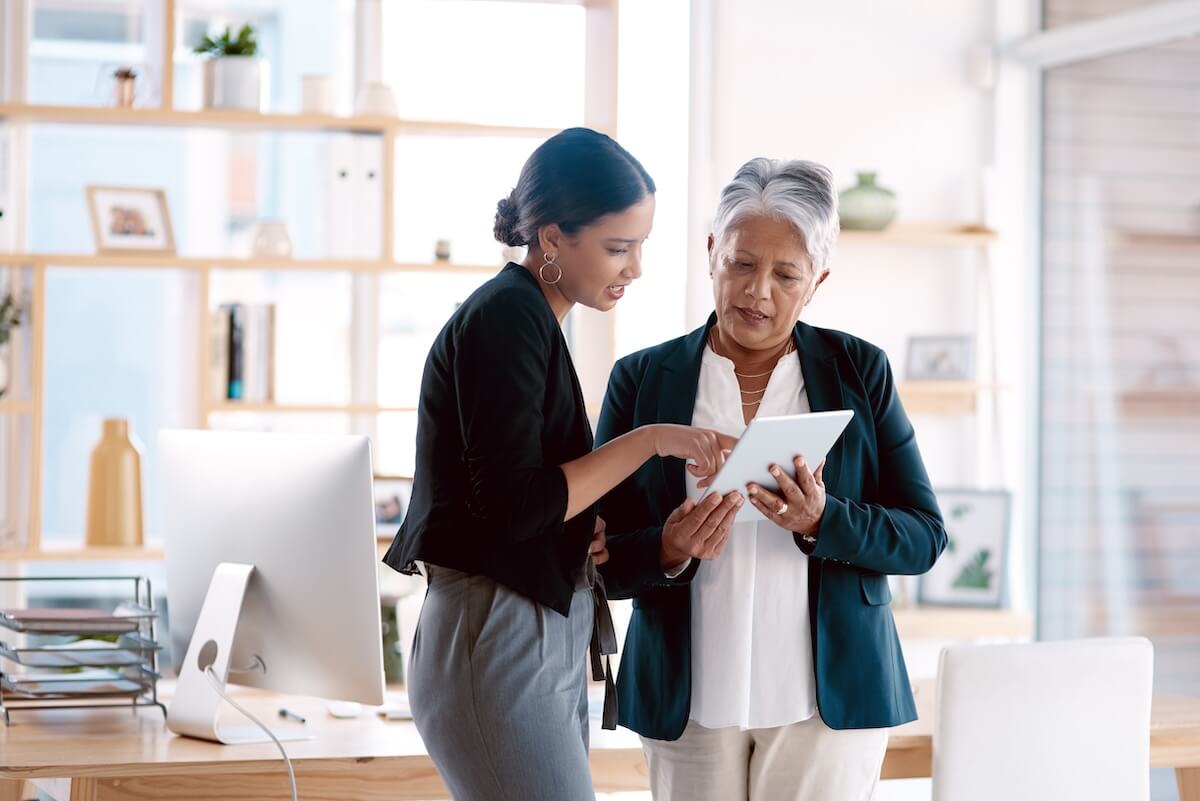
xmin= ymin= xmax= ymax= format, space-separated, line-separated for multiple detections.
xmin=932 ymin=637 xmax=1153 ymax=801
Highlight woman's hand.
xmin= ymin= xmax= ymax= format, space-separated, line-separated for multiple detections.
xmin=589 ymin=516 xmax=609 ymax=566
xmin=660 ymin=492 xmax=744 ymax=571
xmin=746 ymin=456 xmax=826 ymax=537
xmin=650 ymin=424 xmax=737 ymax=482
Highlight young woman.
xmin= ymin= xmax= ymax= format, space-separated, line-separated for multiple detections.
xmin=383 ymin=127 xmax=742 ymax=801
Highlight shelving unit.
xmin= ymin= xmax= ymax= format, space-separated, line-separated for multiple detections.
xmin=0 ymin=252 xmax=503 ymax=275
xmin=0 ymin=102 xmax=561 ymax=140
xmin=899 ymin=381 xmax=1007 ymax=416
xmin=1119 ymin=389 xmax=1200 ymax=418
xmin=0 ymin=0 xmax=620 ymax=561
xmin=838 ymin=222 xmax=997 ymax=247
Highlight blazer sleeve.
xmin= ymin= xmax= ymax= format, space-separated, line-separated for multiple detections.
xmin=801 ymin=347 xmax=947 ymax=575
xmin=454 ymin=289 xmax=570 ymax=544
xmin=594 ymin=358 xmax=688 ymax=599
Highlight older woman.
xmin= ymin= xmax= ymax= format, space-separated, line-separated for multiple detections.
xmin=595 ymin=158 xmax=946 ymax=801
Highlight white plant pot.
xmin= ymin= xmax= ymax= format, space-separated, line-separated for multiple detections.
xmin=203 ymin=56 xmax=266 ymax=111
xmin=0 ymin=344 xmax=10 ymax=398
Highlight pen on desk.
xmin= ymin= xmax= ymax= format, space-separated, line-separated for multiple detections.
xmin=278 ymin=707 xmax=306 ymax=724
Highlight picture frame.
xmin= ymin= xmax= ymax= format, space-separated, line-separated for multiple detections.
xmin=86 ymin=185 xmax=176 ymax=256
xmin=373 ymin=477 xmax=412 ymax=537
xmin=906 ymin=334 xmax=975 ymax=381
xmin=918 ymin=488 xmax=1011 ymax=608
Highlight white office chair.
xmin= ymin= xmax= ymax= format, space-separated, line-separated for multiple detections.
xmin=932 ymin=637 xmax=1153 ymax=801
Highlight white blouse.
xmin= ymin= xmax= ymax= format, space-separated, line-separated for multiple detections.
xmin=685 ymin=342 xmax=818 ymax=730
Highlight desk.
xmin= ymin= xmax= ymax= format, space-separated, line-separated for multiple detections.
xmin=3 ymin=681 xmax=1199 ymax=801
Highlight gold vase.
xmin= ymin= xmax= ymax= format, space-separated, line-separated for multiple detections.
xmin=85 ymin=418 xmax=144 ymax=547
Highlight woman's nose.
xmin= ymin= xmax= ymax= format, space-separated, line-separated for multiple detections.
xmin=625 ymin=250 xmax=643 ymax=281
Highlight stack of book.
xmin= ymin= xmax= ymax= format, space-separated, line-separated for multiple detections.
xmin=210 ymin=303 xmax=276 ymax=403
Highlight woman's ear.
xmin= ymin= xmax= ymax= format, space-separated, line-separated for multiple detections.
xmin=805 ymin=269 xmax=831 ymax=305
xmin=537 ymin=224 xmax=564 ymax=256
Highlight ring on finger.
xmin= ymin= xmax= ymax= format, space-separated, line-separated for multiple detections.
xmin=776 ymin=502 xmax=789 ymax=516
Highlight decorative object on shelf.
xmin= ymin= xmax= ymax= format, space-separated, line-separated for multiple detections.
xmin=210 ymin=303 xmax=276 ymax=403
xmin=251 ymin=220 xmax=293 ymax=258
xmin=917 ymin=489 xmax=1010 ymax=608
xmin=355 ymin=81 xmax=398 ymax=117
xmin=906 ymin=334 xmax=975 ymax=381
xmin=375 ymin=479 xmax=408 ymax=528
xmin=1138 ymin=335 xmax=1197 ymax=388
xmin=85 ymin=419 xmax=145 ymax=548
xmin=838 ymin=171 xmax=897 ymax=231
xmin=94 ymin=62 xmax=154 ymax=109
xmin=85 ymin=186 xmax=176 ymax=256
xmin=195 ymin=24 xmax=266 ymax=112
xmin=113 ymin=66 xmax=137 ymax=108
xmin=0 ymin=291 xmax=26 ymax=399
xmin=301 ymin=74 xmax=336 ymax=114
xmin=434 ymin=239 xmax=452 ymax=262
xmin=500 ymin=244 xmax=525 ymax=264
xmin=380 ymin=601 xmax=405 ymax=684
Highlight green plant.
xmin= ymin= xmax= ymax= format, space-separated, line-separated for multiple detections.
xmin=194 ymin=24 xmax=258 ymax=58
xmin=952 ymin=548 xmax=994 ymax=590
xmin=0 ymin=291 xmax=24 ymax=345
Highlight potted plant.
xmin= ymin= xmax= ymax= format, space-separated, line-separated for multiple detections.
xmin=195 ymin=24 xmax=266 ymax=111
xmin=0 ymin=292 xmax=25 ymax=398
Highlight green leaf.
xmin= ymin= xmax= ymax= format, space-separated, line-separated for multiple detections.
xmin=951 ymin=548 xmax=993 ymax=590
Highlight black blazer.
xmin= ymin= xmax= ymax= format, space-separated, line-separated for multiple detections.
xmin=382 ymin=263 xmax=597 ymax=616
xmin=595 ymin=316 xmax=946 ymax=738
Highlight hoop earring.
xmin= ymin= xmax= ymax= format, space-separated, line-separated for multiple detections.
xmin=540 ymin=252 xmax=563 ymax=285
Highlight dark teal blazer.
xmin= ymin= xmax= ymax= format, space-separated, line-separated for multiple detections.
xmin=595 ymin=317 xmax=946 ymax=740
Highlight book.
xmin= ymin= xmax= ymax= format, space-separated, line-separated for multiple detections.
xmin=210 ymin=307 xmax=231 ymax=402
xmin=227 ymin=302 xmax=245 ymax=400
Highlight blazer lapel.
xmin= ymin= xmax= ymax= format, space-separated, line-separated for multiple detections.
xmin=656 ymin=317 xmax=715 ymax=505
xmin=793 ymin=322 xmax=846 ymax=497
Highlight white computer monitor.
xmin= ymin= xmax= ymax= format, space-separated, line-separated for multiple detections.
xmin=160 ymin=430 xmax=385 ymax=744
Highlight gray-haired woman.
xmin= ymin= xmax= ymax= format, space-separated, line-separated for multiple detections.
xmin=595 ymin=158 xmax=946 ymax=801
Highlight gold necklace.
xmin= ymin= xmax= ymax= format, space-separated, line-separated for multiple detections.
xmin=707 ymin=330 xmax=796 ymax=378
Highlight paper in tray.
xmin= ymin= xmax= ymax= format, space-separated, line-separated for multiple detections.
xmin=0 ymin=636 xmax=160 ymax=668
xmin=0 ymin=602 xmax=155 ymax=635
xmin=1 ymin=668 xmax=150 ymax=698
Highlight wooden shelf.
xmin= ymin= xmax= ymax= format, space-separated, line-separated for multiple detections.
xmin=0 ymin=103 xmax=562 ymax=139
xmin=898 ymin=381 xmax=1002 ymax=415
xmin=0 ymin=252 xmax=502 ymax=275
xmin=893 ymin=607 xmax=1033 ymax=640
xmin=0 ymin=545 xmax=165 ymax=561
xmin=206 ymin=402 xmax=417 ymax=415
xmin=838 ymin=222 xmax=997 ymax=248
xmin=0 ymin=398 xmax=35 ymax=414
xmin=1120 ymin=389 xmax=1200 ymax=417
xmin=1112 ymin=230 xmax=1200 ymax=249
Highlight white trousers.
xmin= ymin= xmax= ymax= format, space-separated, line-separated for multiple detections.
xmin=640 ymin=716 xmax=888 ymax=801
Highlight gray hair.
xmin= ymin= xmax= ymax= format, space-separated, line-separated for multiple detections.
xmin=711 ymin=157 xmax=839 ymax=271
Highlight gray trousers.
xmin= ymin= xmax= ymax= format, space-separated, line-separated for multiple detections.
xmin=408 ymin=564 xmax=596 ymax=801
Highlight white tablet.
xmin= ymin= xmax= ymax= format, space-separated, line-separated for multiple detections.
xmin=689 ymin=410 xmax=854 ymax=524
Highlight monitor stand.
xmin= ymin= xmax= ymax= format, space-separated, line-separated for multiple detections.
xmin=166 ymin=562 xmax=311 ymax=744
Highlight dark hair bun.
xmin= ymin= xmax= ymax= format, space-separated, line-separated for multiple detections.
xmin=494 ymin=128 xmax=655 ymax=252
xmin=493 ymin=195 xmax=524 ymax=247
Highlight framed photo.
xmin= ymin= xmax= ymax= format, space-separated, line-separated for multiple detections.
xmin=918 ymin=489 xmax=1010 ymax=608
xmin=906 ymin=335 xmax=974 ymax=381
xmin=373 ymin=477 xmax=412 ymax=537
xmin=86 ymin=186 xmax=176 ymax=255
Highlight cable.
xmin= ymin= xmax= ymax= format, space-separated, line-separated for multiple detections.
xmin=203 ymin=665 xmax=298 ymax=801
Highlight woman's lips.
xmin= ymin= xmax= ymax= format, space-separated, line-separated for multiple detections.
xmin=735 ymin=305 xmax=769 ymax=325
xmin=606 ymin=284 xmax=627 ymax=300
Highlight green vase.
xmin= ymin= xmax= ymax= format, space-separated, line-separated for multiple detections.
xmin=839 ymin=171 xmax=897 ymax=231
